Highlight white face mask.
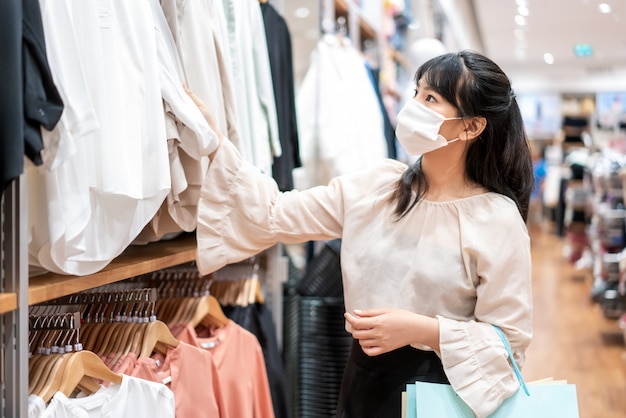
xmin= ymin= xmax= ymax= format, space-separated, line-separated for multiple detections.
xmin=395 ymin=99 xmax=463 ymax=156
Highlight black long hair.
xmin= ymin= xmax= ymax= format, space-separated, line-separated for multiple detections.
xmin=391 ymin=50 xmax=534 ymax=221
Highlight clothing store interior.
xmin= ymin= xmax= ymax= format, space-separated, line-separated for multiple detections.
xmin=2 ymin=0 xmax=626 ymax=417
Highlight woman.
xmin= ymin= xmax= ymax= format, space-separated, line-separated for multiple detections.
xmin=189 ymin=50 xmax=534 ymax=418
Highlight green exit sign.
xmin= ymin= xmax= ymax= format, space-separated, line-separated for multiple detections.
xmin=574 ymin=43 xmax=593 ymax=57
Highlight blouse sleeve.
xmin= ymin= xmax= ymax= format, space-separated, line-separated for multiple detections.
xmin=437 ymin=201 xmax=533 ymax=418
xmin=195 ymin=138 xmax=345 ymax=275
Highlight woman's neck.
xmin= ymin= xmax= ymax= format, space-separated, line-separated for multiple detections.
xmin=420 ymin=151 xmax=484 ymax=201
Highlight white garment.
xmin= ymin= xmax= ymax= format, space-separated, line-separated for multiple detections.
xmin=40 ymin=375 xmax=175 ymax=418
xmin=29 ymin=0 xmax=171 ymax=275
xmin=221 ymin=0 xmax=281 ymax=174
xmin=160 ymin=0 xmax=240 ymax=149
xmin=293 ymin=36 xmax=388 ymax=189
xmin=28 ymin=394 xmax=46 ymax=418
xmin=38 ymin=0 xmax=99 ymax=170
xmin=133 ymin=0 xmax=218 ymax=243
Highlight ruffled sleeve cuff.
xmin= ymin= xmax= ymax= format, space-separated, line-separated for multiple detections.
xmin=196 ymin=139 xmax=278 ymax=275
xmin=437 ymin=316 xmax=520 ymax=418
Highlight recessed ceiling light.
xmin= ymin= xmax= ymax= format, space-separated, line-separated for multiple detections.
xmin=515 ymin=0 xmax=528 ymax=7
xmin=543 ymin=53 xmax=554 ymax=64
xmin=517 ymin=6 xmax=529 ymax=16
xmin=294 ymin=7 xmax=310 ymax=18
xmin=515 ymin=15 xmax=526 ymax=25
xmin=598 ymin=3 xmax=611 ymax=13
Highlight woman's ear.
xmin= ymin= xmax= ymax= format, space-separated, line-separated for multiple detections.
xmin=462 ymin=116 xmax=487 ymax=141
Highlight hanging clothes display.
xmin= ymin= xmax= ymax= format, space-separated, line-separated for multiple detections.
xmin=134 ymin=0 xmax=220 ymax=244
xmin=130 ymin=340 xmax=228 ymax=418
xmin=260 ymin=2 xmax=301 ymax=191
xmin=221 ymin=0 xmax=281 ymax=175
xmin=41 ymin=373 xmax=175 ymax=418
xmin=211 ymin=266 xmax=290 ymax=418
xmin=28 ymin=0 xmax=217 ymax=275
xmin=293 ymin=35 xmax=388 ymax=190
xmin=175 ymin=321 xmax=275 ymax=418
xmin=159 ymin=0 xmax=240 ymax=150
xmin=223 ymin=301 xmax=289 ymax=418
xmin=140 ymin=265 xmax=275 ymax=418
xmin=27 ymin=309 xmax=177 ymax=418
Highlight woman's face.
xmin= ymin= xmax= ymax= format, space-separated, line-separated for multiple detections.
xmin=414 ymin=78 xmax=466 ymax=142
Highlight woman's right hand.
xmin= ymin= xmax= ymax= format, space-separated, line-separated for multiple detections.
xmin=184 ymin=85 xmax=223 ymax=159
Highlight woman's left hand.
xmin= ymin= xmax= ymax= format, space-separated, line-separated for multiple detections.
xmin=344 ymin=308 xmax=439 ymax=356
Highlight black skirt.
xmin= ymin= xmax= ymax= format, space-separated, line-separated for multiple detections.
xmin=336 ymin=339 xmax=449 ymax=418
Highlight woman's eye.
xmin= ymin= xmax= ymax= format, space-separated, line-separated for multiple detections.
xmin=412 ymin=89 xmax=418 ymax=98
xmin=425 ymin=94 xmax=436 ymax=103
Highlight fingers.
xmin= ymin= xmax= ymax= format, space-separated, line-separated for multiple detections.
xmin=182 ymin=84 xmax=223 ymax=141
xmin=359 ymin=343 xmax=382 ymax=357
xmin=353 ymin=308 xmax=388 ymax=317
xmin=184 ymin=86 xmax=204 ymax=107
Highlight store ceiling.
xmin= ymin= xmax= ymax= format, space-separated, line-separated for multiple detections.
xmin=280 ymin=0 xmax=626 ymax=92
xmin=472 ymin=0 xmax=626 ymax=88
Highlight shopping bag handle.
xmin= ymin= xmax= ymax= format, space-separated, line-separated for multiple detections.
xmin=492 ymin=325 xmax=530 ymax=396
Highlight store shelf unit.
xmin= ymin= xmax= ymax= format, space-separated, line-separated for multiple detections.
xmin=0 ymin=175 xmax=199 ymax=416
xmin=28 ymin=233 xmax=196 ymax=305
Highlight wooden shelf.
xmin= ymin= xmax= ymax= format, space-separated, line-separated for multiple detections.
xmin=0 ymin=293 xmax=18 ymax=314
xmin=28 ymin=233 xmax=197 ymax=305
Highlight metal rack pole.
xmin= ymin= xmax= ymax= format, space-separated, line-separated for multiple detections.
xmin=1 ymin=176 xmax=29 ymax=417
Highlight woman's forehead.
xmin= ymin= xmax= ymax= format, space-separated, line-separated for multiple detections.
xmin=416 ymin=78 xmax=438 ymax=92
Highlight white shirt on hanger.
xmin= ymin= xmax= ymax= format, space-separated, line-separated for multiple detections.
xmin=293 ymin=36 xmax=388 ymax=190
xmin=38 ymin=0 xmax=99 ymax=170
xmin=40 ymin=375 xmax=175 ymax=418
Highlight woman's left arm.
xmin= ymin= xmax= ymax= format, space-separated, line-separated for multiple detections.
xmin=438 ymin=203 xmax=533 ymax=418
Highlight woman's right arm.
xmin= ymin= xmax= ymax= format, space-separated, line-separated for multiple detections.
xmin=187 ymin=88 xmax=345 ymax=275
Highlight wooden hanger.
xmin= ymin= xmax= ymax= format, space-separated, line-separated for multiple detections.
xmin=107 ymin=322 xmax=146 ymax=367
xmin=189 ymin=295 xmax=229 ymax=329
xmin=202 ymin=295 xmax=230 ymax=328
xmin=35 ymin=353 xmax=72 ymax=402
xmin=251 ymin=277 xmax=265 ymax=305
xmin=58 ymin=350 xmax=123 ymax=397
xmin=168 ymin=297 xmax=198 ymax=326
xmin=139 ymin=320 xmax=179 ymax=358
xmin=30 ymin=353 xmax=64 ymax=396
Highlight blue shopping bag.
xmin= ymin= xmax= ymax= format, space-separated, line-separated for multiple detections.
xmin=410 ymin=326 xmax=580 ymax=417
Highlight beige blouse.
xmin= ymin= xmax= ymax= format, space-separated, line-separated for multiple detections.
xmin=196 ymin=139 xmax=533 ymax=418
